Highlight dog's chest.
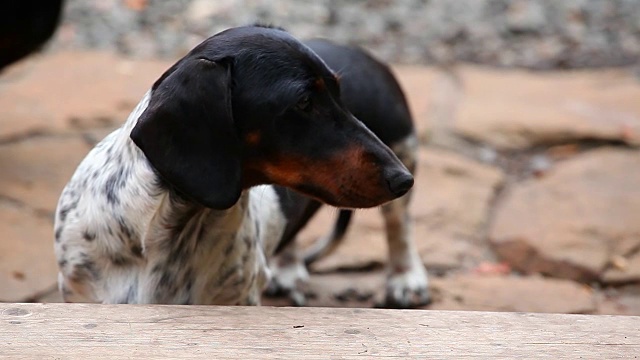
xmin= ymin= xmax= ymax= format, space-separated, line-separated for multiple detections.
xmin=137 ymin=186 xmax=286 ymax=305
xmin=54 ymin=109 xmax=287 ymax=305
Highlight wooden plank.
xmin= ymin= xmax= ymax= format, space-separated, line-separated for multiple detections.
xmin=0 ymin=303 xmax=638 ymax=359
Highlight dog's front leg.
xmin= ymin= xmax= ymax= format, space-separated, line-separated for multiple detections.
xmin=380 ymin=190 xmax=430 ymax=308
xmin=266 ymin=241 xmax=310 ymax=306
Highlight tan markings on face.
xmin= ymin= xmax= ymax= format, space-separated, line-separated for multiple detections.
xmin=261 ymin=157 xmax=306 ymax=188
xmin=244 ymin=131 xmax=261 ymax=146
xmin=314 ymin=77 xmax=326 ymax=92
xmin=323 ymin=145 xmax=386 ymax=199
xmin=259 ymin=144 xmax=385 ymax=204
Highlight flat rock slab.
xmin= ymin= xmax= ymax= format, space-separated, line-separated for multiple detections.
xmin=599 ymin=285 xmax=640 ymax=316
xmin=490 ymin=148 xmax=640 ymax=283
xmin=37 ymin=270 xmax=626 ymax=316
xmin=413 ymin=148 xmax=504 ymax=270
xmin=392 ymin=66 xmax=439 ymax=138
xmin=429 ymin=274 xmax=596 ymax=314
xmin=453 ymin=67 xmax=640 ymax=150
xmin=265 ymin=271 xmax=596 ymax=314
xmin=0 ymin=51 xmax=172 ymax=140
xmin=0 ymin=202 xmax=58 ymax=302
xmin=0 ymin=136 xmax=91 ymax=213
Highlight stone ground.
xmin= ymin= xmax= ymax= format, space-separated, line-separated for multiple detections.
xmin=1 ymin=49 xmax=640 ymax=315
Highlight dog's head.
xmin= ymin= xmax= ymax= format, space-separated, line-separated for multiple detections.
xmin=131 ymin=25 xmax=412 ymax=210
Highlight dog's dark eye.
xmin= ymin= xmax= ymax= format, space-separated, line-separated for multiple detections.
xmin=295 ymin=96 xmax=312 ymax=112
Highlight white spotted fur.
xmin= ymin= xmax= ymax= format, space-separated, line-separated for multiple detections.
xmin=54 ymin=92 xmax=286 ymax=305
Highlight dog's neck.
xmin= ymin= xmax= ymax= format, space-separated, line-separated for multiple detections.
xmin=91 ymin=91 xmax=266 ymax=304
xmin=113 ymin=91 xmax=249 ymax=254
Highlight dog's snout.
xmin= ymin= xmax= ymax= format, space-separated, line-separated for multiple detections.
xmin=386 ymin=170 xmax=414 ymax=197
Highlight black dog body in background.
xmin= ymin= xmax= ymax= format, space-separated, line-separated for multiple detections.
xmin=271 ymin=39 xmax=429 ymax=308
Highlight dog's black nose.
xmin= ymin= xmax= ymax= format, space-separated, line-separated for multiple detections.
xmin=386 ymin=171 xmax=414 ymax=197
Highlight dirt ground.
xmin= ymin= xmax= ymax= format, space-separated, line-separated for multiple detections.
xmin=1 ymin=49 xmax=639 ymax=315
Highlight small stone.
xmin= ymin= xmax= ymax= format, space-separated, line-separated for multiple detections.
xmin=603 ymin=252 xmax=640 ymax=284
xmin=529 ymin=154 xmax=552 ymax=177
xmin=478 ymin=146 xmax=498 ymax=164
xmin=610 ymin=255 xmax=629 ymax=271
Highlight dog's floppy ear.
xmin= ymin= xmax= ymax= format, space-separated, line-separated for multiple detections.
xmin=131 ymin=57 xmax=242 ymax=210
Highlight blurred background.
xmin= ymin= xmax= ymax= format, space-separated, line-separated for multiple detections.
xmin=1 ymin=0 xmax=639 ymax=314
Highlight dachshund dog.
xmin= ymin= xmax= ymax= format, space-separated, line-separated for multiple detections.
xmin=270 ymin=39 xmax=429 ymax=308
xmin=54 ymin=25 xmax=413 ymax=305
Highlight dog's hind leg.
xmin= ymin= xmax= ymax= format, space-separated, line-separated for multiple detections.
xmin=269 ymin=205 xmax=353 ymax=306
xmin=302 ymin=209 xmax=352 ymax=265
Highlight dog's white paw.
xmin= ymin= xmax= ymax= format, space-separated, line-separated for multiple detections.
xmin=266 ymin=257 xmax=310 ymax=306
xmin=382 ymin=257 xmax=430 ymax=308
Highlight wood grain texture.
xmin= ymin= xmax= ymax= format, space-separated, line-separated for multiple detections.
xmin=0 ymin=303 xmax=638 ymax=359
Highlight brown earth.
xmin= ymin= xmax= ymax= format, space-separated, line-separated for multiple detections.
xmin=1 ymin=50 xmax=639 ymax=315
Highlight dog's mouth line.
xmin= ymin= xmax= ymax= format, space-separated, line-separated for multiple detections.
xmin=295 ymin=182 xmax=395 ymax=209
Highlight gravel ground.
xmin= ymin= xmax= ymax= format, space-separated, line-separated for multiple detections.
xmin=53 ymin=0 xmax=640 ymax=69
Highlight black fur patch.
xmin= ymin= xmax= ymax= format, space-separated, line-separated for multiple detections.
xmin=182 ymin=268 xmax=194 ymax=291
xmin=61 ymin=285 xmax=73 ymax=298
xmin=111 ymin=254 xmax=129 ymax=266
xmin=154 ymin=269 xmax=178 ymax=300
xmin=54 ymin=227 xmax=63 ymax=242
xmin=243 ymin=236 xmax=253 ymax=249
xmin=117 ymin=216 xmax=138 ymax=244
xmin=71 ymin=259 xmax=100 ymax=282
xmin=224 ymin=243 xmax=234 ymax=256
xmin=82 ymin=230 xmax=96 ymax=242
xmin=120 ymin=278 xmax=138 ymax=303
xmin=104 ymin=167 xmax=129 ymax=205
xmin=58 ymin=201 xmax=77 ymax=222
xmin=158 ymin=271 xmax=173 ymax=289
xmin=123 ymin=286 xmax=136 ymax=304
xmin=130 ymin=244 xmax=143 ymax=258
xmin=254 ymin=218 xmax=261 ymax=240
xmin=216 ymin=265 xmax=241 ymax=286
